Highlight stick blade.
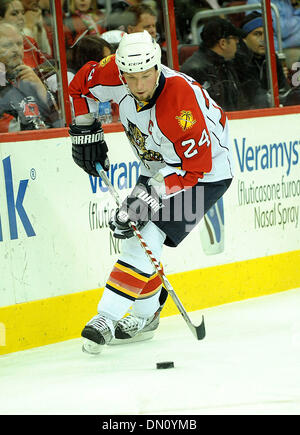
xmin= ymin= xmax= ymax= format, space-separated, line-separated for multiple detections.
xmin=195 ymin=315 xmax=206 ymax=340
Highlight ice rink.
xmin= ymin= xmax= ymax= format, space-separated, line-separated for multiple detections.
xmin=1 ymin=288 xmax=300 ymax=415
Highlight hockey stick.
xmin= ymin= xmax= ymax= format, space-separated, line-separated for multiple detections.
xmin=95 ymin=162 xmax=206 ymax=340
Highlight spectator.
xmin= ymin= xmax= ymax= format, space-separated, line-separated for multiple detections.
xmin=69 ymin=34 xmax=112 ymax=72
xmin=171 ymin=0 xmax=216 ymax=44
xmin=46 ymin=34 xmax=118 ymax=123
xmin=47 ymin=35 xmax=112 ymax=93
xmin=0 ymin=0 xmax=47 ymax=68
xmin=125 ymin=4 xmax=157 ymax=39
xmin=120 ymin=4 xmax=170 ymax=65
xmin=21 ymin=0 xmax=51 ymax=56
xmin=100 ymin=29 xmax=125 ymax=52
xmin=246 ymin=0 xmax=300 ymax=69
xmin=180 ymin=18 xmax=249 ymax=111
xmin=64 ymin=0 xmax=106 ymax=47
xmin=39 ymin=0 xmax=73 ymax=56
xmin=235 ymin=12 xmax=290 ymax=105
xmin=0 ymin=23 xmax=59 ymax=131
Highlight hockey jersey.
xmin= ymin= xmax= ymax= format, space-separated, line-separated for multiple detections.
xmin=69 ymin=54 xmax=234 ymax=195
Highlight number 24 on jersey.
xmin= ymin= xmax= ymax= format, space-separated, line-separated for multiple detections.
xmin=182 ymin=129 xmax=210 ymax=159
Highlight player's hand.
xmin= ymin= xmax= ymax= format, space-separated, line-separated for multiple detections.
xmin=109 ymin=182 xmax=163 ymax=239
xmin=69 ymin=119 xmax=110 ymax=176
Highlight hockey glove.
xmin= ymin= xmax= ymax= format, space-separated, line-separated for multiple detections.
xmin=109 ymin=182 xmax=163 ymax=239
xmin=69 ymin=119 xmax=109 ymax=177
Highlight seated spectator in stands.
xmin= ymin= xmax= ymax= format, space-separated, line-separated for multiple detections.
xmin=173 ymin=0 xmax=217 ymax=44
xmin=46 ymin=34 xmax=118 ymax=122
xmin=0 ymin=23 xmax=59 ymax=131
xmin=180 ymin=18 xmax=250 ymax=111
xmin=64 ymin=0 xmax=106 ymax=47
xmin=246 ymin=0 xmax=300 ymax=69
xmin=100 ymin=29 xmax=125 ymax=52
xmin=125 ymin=4 xmax=157 ymax=39
xmin=235 ymin=12 xmax=290 ymax=105
xmin=21 ymin=0 xmax=51 ymax=55
xmin=39 ymin=0 xmax=73 ymax=55
xmin=0 ymin=0 xmax=50 ymax=131
xmin=121 ymin=4 xmax=170 ymax=65
xmin=0 ymin=0 xmax=47 ymax=68
xmin=47 ymin=34 xmax=112 ymax=92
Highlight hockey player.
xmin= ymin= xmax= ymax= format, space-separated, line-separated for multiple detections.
xmin=69 ymin=31 xmax=234 ymax=354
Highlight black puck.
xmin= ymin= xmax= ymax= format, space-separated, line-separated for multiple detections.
xmin=156 ymin=361 xmax=174 ymax=369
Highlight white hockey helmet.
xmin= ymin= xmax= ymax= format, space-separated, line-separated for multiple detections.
xmin=115 ymin=30 xmax=161 ymax=73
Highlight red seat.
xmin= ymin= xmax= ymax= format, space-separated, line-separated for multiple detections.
xmin=178 ymin=44 xmax=199 ymax=66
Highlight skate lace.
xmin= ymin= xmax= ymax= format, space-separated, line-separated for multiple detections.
xmin=89 ymin=315 xmax=111 ymax=332
xmin=120 ymin=315 xmax=145 ymax=332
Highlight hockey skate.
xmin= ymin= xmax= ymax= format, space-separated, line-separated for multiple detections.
xmin=81 ymin=314 xmax=116 ymax=354
xmin=112 ymin=286 xmax=168 ymax=344
xmin=112 ymin=309 xmax=161 ymax=344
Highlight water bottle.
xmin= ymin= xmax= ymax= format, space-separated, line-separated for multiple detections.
xmin=98 ymin=101 xmax=112 ymax=124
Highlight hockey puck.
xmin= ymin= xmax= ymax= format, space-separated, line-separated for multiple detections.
xmin=156 ymin=361 xmax=174 ymax=369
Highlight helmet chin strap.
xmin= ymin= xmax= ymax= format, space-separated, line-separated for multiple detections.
xmin=118 ymin=68 xmax=161 ymax=104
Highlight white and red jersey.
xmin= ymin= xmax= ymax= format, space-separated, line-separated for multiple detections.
xmin=69 ymin=54 xmax=234 ymax=195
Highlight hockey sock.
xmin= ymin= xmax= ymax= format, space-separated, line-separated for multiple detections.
xmin=132 ymin=289 xmax=161 ymax=319
xmin=97 ymin=260 xmax=159 ymax=320
xmin=96 ymin=222 xmax=166 ymax=321
xmin=97 ymin=287 xmax=133 ymax=320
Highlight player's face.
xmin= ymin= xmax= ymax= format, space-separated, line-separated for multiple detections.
xmin=244 ymin=27 xmax=265 ymax=55
xmin=3 ymin=1 xmax=25 ymax=31
xmin=0 ymin=27 xmax=24 ymax=73
xmin=123 ymin=67 xmax=159 ymax=102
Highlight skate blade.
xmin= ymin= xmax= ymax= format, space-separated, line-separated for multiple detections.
xmin=108 ymin=330 xmax=154 ymax=345
xmin=82 ymin=338 xmax=103 ymax=354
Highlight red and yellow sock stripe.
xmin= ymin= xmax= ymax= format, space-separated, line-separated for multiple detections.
xmin=138 ymin=273 xmax=162 ymax=299
xmin=106 ymin=259 xmax=162 ymax=301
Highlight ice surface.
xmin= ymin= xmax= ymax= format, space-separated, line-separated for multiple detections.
xmin=0 ymin=288 xmax=300 ymax=415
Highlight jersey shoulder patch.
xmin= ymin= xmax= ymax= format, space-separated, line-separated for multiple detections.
xmin=91 ymin=54 xmax=122 ymax=87
xmin=156 ymin=75 xmax=202 ymax=141
xmin=99 ymin=54 xmax=114 ymax=68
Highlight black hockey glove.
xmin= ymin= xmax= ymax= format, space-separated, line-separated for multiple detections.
xmin=109 ymin=182 xmax=163 ymax=239
xmin=69 ymin=119 xmax=109 ymax=177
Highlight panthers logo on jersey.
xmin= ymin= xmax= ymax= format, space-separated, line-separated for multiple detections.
xmin=124 ymin=119 xmax=163 ymax=163
xmin=99 ymin=55 xmax=114 ymax=67
xmin=176 ymin=110 xmax=197 ymax=131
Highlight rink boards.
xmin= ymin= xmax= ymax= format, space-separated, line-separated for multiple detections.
xmin=0 ymin=112 xmax=300 ymax=354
